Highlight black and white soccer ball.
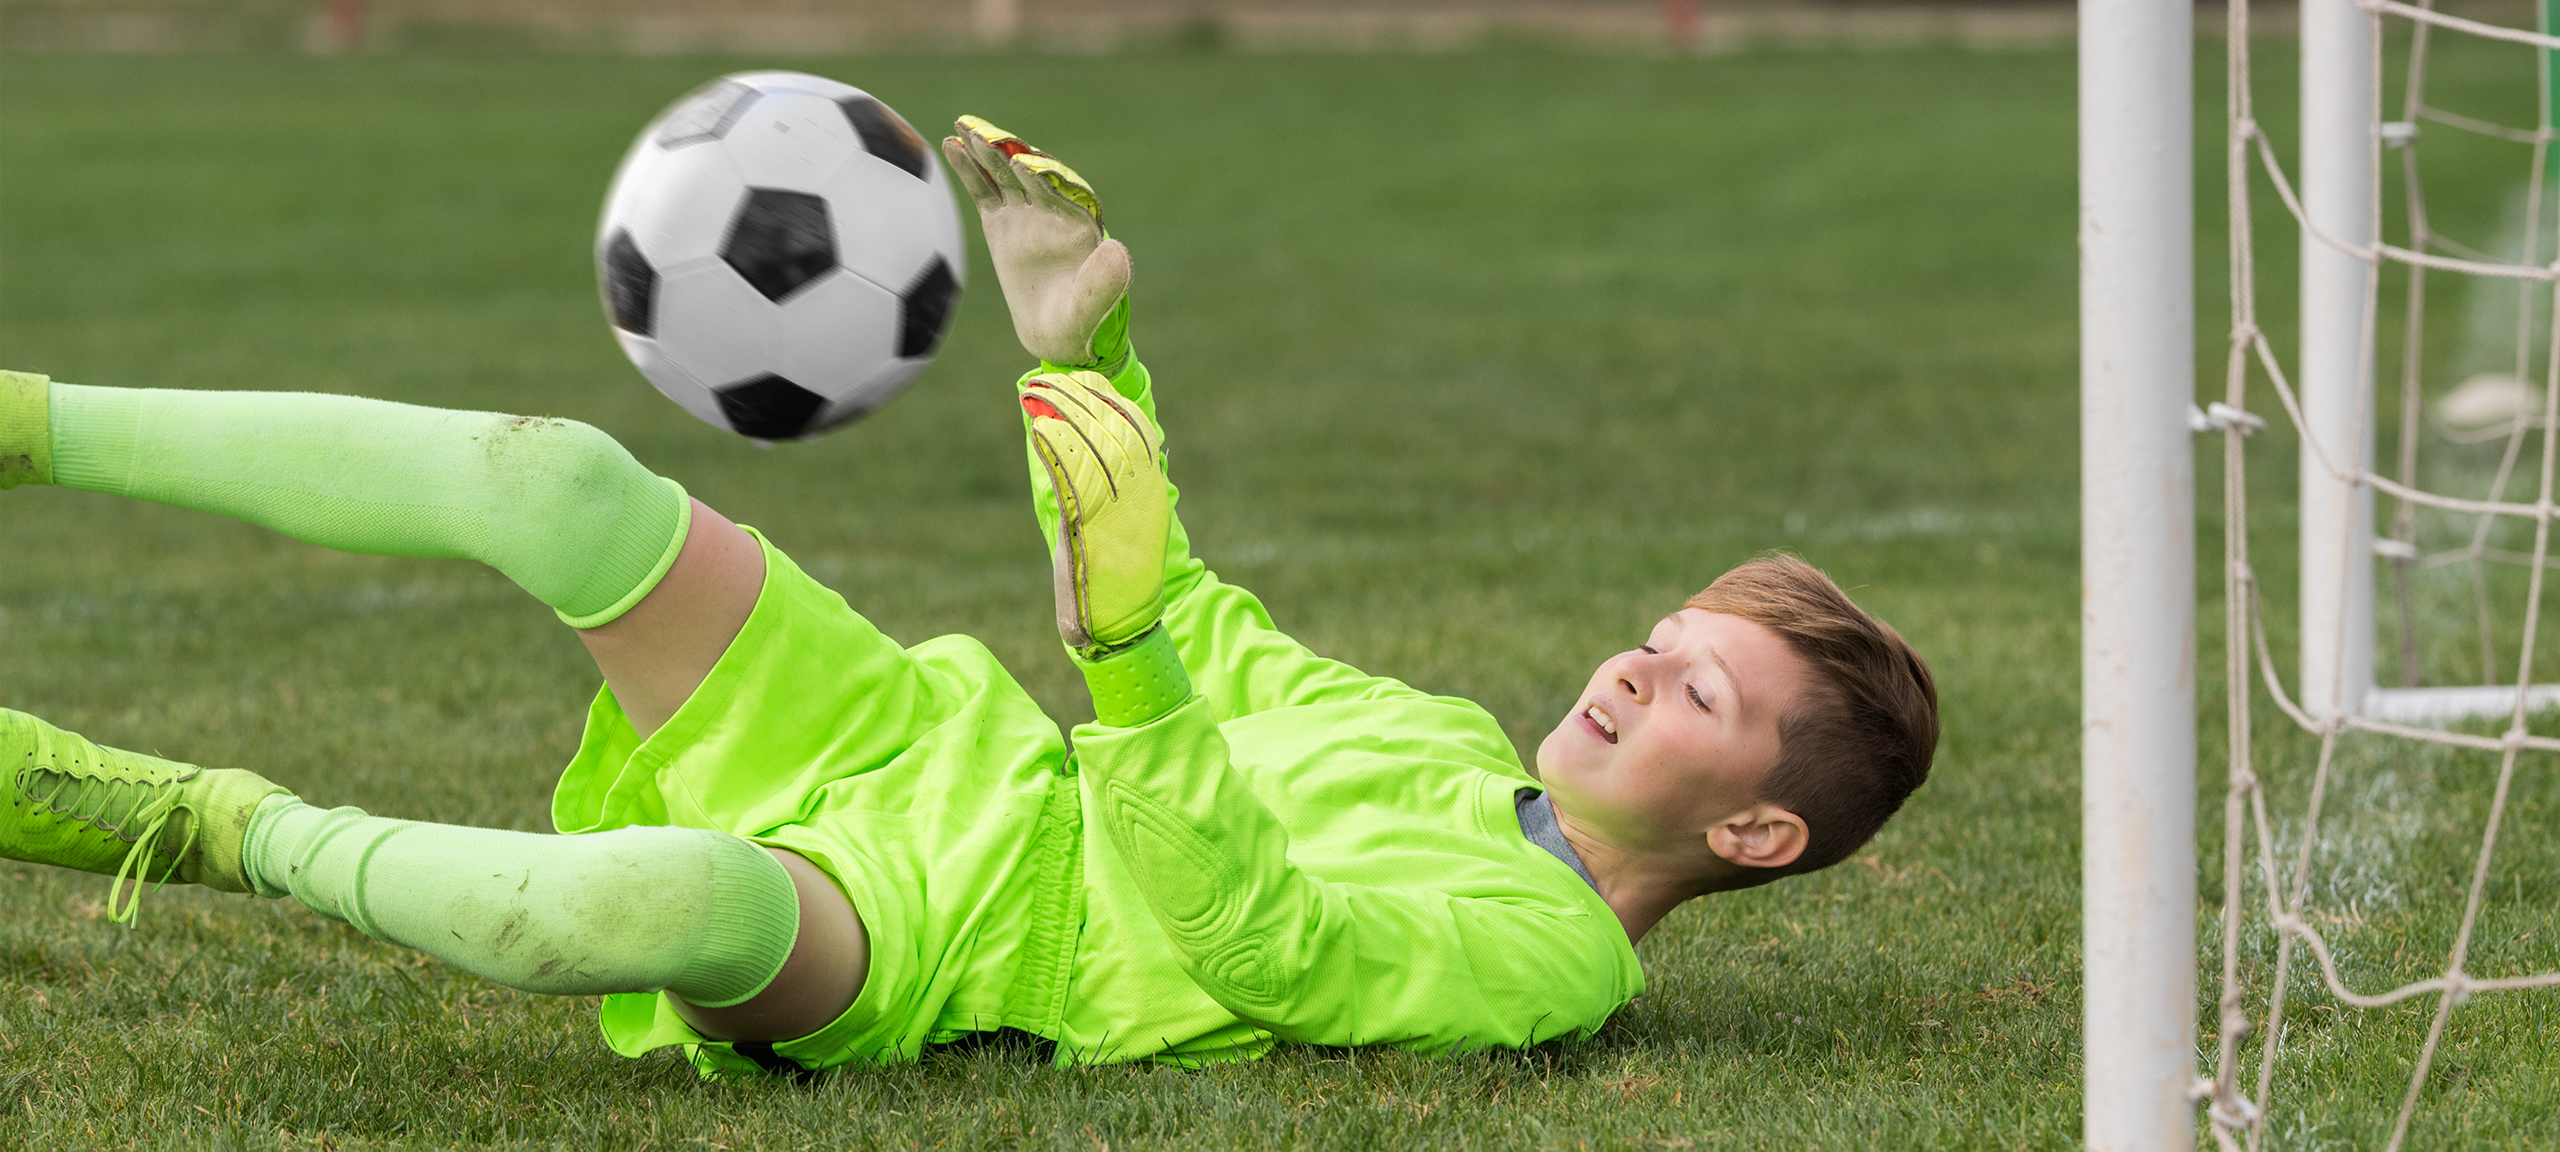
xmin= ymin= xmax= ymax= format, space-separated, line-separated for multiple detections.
xmin=597 ymin=72 xmax=966 ymax=440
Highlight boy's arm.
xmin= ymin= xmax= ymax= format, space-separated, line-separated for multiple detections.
xmin=1019 ymin=355 xmax=1435 ymax=722
xmin=949 ymin=114 xmax=1425 ymax=721
xmin=1072 ymin=698 xmax=1639 ymax=1051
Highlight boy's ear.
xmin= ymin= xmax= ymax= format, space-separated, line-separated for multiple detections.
xmin=1706 ymin=805 xmax=1808 ymax=871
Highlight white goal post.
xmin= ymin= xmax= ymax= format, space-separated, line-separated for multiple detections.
xmin=2077 ymin=0 xmax=2196 ymax=1146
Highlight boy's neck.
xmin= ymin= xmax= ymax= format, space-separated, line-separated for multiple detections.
xmin=1552 ymin=805 xmax=1728 ymax=946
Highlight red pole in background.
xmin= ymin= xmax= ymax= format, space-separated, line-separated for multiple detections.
xmin=1663 ymin=0 xmax=1700 ymax=53
xmin=324 ymin=0 xmax=365 ymax=52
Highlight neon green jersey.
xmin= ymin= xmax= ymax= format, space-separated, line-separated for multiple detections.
xmin=1028 ymin=356 xmax=1644 ymax=1062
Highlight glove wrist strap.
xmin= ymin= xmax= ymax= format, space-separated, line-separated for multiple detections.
xmin=1073 ymin=625 xmax=1189 ymax=728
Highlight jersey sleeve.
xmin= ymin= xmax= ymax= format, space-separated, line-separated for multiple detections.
xmin=1018 ymin=354 xmax=1434 ymax=723
xmin=1070 ymin=695 xmax=1638 ymax=1052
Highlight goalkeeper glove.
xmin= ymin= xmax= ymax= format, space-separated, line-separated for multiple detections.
xmin=944 ymin=116 xmax=1132 ymax=372
xmin=1019 ymin=371 xmax=1189 ymax=726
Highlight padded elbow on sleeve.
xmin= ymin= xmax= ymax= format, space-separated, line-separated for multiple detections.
xmin=45 ymin=383 xmax=690 ymax=627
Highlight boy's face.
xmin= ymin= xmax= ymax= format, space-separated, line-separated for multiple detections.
xmin=1535 ymin=608 xmax=1809 ymax=858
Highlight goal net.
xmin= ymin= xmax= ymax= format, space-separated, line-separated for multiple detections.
xmin=2204 ymin=0 xmax=2560 ymax=1147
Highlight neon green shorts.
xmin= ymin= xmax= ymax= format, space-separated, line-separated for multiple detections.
xmin=550 ymin=528 xmax=1083 ymax=1077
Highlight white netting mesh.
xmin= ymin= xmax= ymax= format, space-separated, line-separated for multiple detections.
xmin=2209 ymin=1 xmax=2560 ymax=1148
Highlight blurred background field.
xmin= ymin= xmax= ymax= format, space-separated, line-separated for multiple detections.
xmin=0 ymin=28 xmax=2551 ymax=1152
xmin=0 ymin=0 xmax=2086 ymax=54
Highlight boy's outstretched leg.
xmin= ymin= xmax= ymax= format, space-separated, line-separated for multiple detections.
xmin=0 ymin=369 xmax=688 ymax=627
xmin=0 ymin=367 xmax=758 ymax=738
xmin=0 ymin=706 xmax=862 ymax=1041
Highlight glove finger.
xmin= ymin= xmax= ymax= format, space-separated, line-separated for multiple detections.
xmin=957 ymin=115 xmax=1098 ymax=220
xmin=1010 ymin=153 xmax=1105 ymax=229
xmin=958 ymin=121 xmax=1031 ymax=204
xmin=941 ymin=135 xmax=1001 ymax=208
xmin=1022 ymin=421 xmax=1096 ymax=649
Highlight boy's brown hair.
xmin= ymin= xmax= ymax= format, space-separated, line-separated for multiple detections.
xmin=1688 ymin=552 xmax=1938 ymax=887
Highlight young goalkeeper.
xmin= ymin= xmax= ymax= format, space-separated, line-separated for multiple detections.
xmin=0 ymin=118 xmax=1937 ymax=1075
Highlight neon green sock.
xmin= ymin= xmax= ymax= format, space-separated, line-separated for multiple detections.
xmin=241 ymin=797 xmax=798 ymax=1007
xmin=1 ymin=371 xmax=688 ymax=628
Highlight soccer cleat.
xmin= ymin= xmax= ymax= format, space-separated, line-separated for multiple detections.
xmin=943 ymin=116 xmax=1132 ymax=371
xmin=1 ymin=709 xmax=291 ymax=921
xmin=1019 ymin=371 xmax=1169 ymax=656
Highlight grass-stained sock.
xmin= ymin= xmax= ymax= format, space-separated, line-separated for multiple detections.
xmin=0 ymin=371 xmax=52 ymax=489
xmin=242 ymin=798 xmax=798 ymax=1005
xmin=43 ymin=382 xmax=690 ymax=628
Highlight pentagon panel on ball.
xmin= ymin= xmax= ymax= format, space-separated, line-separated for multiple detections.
xmin=595 ymin=71 xmax=967 ymax=441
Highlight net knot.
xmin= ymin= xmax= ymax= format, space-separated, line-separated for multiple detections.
xmin=2190 ymin=402 xmax=2266 ymax=435
xmin=2201 ymin=1090 xmax=2263 ymax=1126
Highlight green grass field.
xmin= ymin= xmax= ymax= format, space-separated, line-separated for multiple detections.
xmin=2 ymin=41 xmax=2556 ymax=1150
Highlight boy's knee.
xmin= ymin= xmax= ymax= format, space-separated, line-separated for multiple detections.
xmin=566 ymin=827 xmax=802 ymax=1007
xmin=471 ymin=415 xmax=643 ymax=497
xmin=458 ymin=414 xmax=686 ymax=620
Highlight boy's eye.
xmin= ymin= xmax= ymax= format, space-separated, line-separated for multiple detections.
xmin=1639 ymin=645 xmax=1659 ymax=655
xmin=1687 ymin=684 xmax=1711 ymax=712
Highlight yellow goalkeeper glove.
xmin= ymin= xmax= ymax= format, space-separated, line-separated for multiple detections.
xmin=1019 ymin=370 xmax=1169 ymax=659
xmin=944 ymin=116 xmax=1132 ymax=371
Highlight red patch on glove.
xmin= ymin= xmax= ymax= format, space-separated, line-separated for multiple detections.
xmin=1020 ymin=395 xmax=1066 ymax=421
xmin=992 ymin=138 xmax=1041 ymax=158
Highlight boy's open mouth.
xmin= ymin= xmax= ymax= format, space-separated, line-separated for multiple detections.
xmin=1583 ymin=703 xmax=1618 ymax=744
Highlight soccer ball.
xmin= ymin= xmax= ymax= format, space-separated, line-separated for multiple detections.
xmin=597 ymin=72 xmax=966 ymax=440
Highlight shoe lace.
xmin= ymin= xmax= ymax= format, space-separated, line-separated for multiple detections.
xmin=23 ymin=766 xmax=199 ymax=925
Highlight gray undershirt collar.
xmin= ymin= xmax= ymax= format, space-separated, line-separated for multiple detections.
xmin=1514 ymin=789 xmax=1599 ymax=893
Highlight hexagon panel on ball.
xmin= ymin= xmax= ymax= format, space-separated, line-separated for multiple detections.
xmin=602 ymin=143 xmax=748 ymax=273
xmin=824 ymin=153 xmax=962 ymax=298
xmin=773 ymin=272 xmax=901 ymax=392
xmin=723 ymin=90 xmax=867 ymax=191
xmin=654 ymin=263 xmax=782 ymax=392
